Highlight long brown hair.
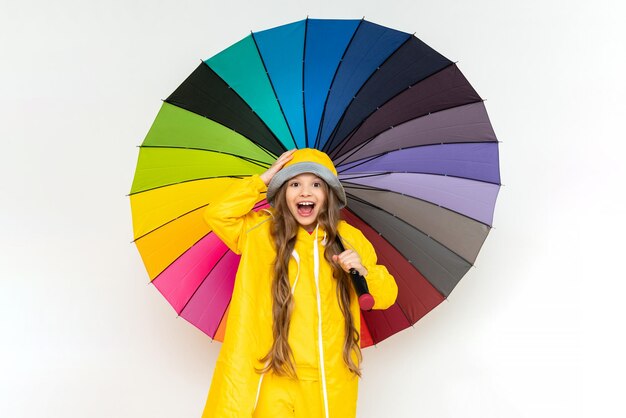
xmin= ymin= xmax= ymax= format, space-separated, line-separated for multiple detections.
xmin=257 ymin=180 xmax=362 ymax=378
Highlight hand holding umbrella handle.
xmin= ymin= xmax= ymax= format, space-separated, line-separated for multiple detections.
xmin=335 ymin=236 xmax=375 ymax=311
xmin=348 ymin=268 xmax=375 ymax=311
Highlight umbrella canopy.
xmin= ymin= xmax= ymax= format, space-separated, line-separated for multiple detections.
xmin=130 ymin=18 xmax=500 ymax=348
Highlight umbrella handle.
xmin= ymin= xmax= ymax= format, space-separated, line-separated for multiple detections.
xmin=335 ymin=236 xmax=375 ymax=311
xmin=348 ymin=268 xmax=375 ymax=311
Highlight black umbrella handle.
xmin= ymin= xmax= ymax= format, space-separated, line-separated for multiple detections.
xmin=335 ymin=235 xmax=375 ymax=311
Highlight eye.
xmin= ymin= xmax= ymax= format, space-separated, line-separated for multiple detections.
xmin=313 ymin=182 xmax=322 ymax=188
xmin=289 ymin=181 xmax=299 ymax=187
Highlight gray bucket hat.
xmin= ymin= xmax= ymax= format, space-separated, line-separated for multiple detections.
xmin=266 ymin=149 xmax=346 ymax=208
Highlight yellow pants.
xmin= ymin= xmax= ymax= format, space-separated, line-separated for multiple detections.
xmin=252 ymin=369 xmax=324 ymax=418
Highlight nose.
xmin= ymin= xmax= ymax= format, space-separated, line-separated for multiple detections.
xmin=300 ymin=185 xmax=312 ymax=196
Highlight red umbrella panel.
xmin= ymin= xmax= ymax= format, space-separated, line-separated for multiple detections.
xmin=129 ymin=18 xmax=500 ymax=347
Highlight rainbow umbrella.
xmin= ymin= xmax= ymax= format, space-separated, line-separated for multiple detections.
xmin=130 ymin=18 xmax=500 ymax=347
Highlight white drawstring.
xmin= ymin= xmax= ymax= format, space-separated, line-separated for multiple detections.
xmin=314 ymin=225 xmax=330 ymax=418
xmin=291 ymin=250 xmax=300 ymax=294
xmin=253 ymin=361 xmax=268 ymax=410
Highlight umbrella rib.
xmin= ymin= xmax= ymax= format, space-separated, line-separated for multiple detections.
xmin=176 ymin=248 xmax=232 ymax=318
xmin=374 ymin=294 xmax=421 ymax=339
xmin=373 ymin=285 xmax=448 ymax=345
xmin=303 ymin=17 xmax=310 ymax=148
xmin=341 ymin=223 xmax=418 ymax=327
xmin=209 ymin=300 xmax=232 ymax=343
xmin=343 ymin=183 xmax=493 ymax=262
xmin=332 ymin=68 xmax=483 ymax=164
xmin=344 ymin=183 xmax=496 ymax=278
xmin=336 ymin=141 xmax=497 ymax=175
xmin=132 ymin=202 xmax=208 ymax=243
xmin=345 ymin=191 xmax=475 ymax=268
xmin=131 ymin=199 xmax=265 ymax=244
xmin=250 ymin=31 xmax=299 ymax=150
xmin=314 ymin=18 xmax=365 ymax=149
xmin=345 ymin=207 xmax=440 ymax=334
xmin=339 ymin=171 xmax=394 ymax=181
xmin=145 ymin=229 xmax=237 ymax=333
xmin=345 ymin=205 xmax=446 ymax=308
xmin=340 ymin=168 xmax=500 ymax=186
xmin=337 ymin=154 xmax=380 ymax=173
xmin=334 ymin=102 xmax=487 ymax=166
xmin=131 ymin=198 xmax=267 ymax=243
xmin=342 ymin=210 xmax=418 ymax=335
xmin=330 ymin=61 xmax=458 ymax=160
xmin=342 ymin=180 xmax=494 ymax=228
xmin=138 ymin=145 xmax=273 ymax=167
xmin=321 ymin=35 xmax=413 ymax=153
xmin=128 ymin=175 xmax=269 ymax=197
xmin=336 ymin=143 xmax=502 ymax=186
xmin=352 ymin=192 xmax=474 ymax=294
xmin=380 ymin=305 xmax=409 ymax=343
xmin=146 ymin=229 xmax=217 ymax=285
xmin=162 ymin=97 xmax=279 ymax=161
xmin=170 ymin=61 xmax=286 ymax=157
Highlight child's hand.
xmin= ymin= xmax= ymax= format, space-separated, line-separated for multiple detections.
xmin=260 ymin=149 xmax=296 ymax=186
xmin=332 ymin=250 xmax=368 ymax=277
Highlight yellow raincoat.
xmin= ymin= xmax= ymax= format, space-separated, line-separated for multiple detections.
xmin=201 ymin=174 xmax=398 ymax=418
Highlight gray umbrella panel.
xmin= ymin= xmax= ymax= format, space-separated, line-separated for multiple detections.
xmin=344 ymin=184 xmax=491 ymax=265
xmin=346 ymin=196 xmax=472 ymax=297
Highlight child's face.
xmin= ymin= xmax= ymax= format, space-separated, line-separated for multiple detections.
xmin=284 ymin=173 xmax=327 ymax=232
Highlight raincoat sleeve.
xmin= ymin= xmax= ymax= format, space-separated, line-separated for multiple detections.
xmin=202 ymin=174 xmax=268 ymax=255
xmin=351 ymin=229 xmax=398 ymax=310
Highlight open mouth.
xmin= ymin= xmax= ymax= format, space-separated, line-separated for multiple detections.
xmin=297 ymin=202 xmax=315 ymax=217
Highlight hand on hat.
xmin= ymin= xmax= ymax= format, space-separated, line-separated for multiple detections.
xmin=332 ymin=250 xmax=368 ymax=277
xmin=260 ymin=149 xmax=296 ymax=186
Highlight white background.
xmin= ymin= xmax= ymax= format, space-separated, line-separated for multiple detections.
xmin=1 ymin=0 xmax=624 ymax=417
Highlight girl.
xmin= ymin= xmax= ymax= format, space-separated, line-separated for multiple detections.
xmin=201 ymin=148 xmax=398 ymax=418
